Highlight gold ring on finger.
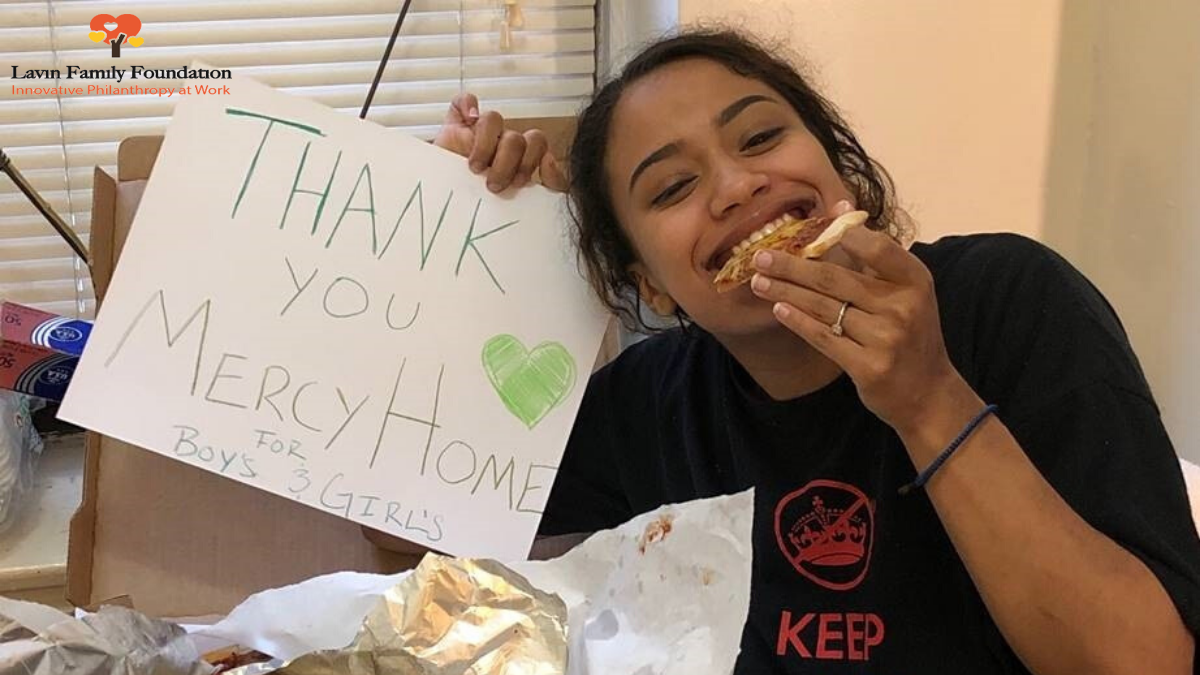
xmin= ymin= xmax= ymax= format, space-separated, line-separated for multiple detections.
xmin=830 ymin=301 xmax=850 ymax=337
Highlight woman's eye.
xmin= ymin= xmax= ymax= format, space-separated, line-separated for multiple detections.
xmin=742 ymin=127 xmax=784 ymax=151
xmin=652 ymin=177 xmax=695 ymax=207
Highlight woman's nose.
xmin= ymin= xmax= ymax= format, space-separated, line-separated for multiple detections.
xmin=711 ymin=164 xmax=769 ymax=219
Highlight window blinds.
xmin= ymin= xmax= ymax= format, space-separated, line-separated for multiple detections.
xmin=1 ymin=0 xmax=596 ymax=318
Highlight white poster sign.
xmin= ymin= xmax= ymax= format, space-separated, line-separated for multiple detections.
xmin=59 ymin=74 xmax=608 ymax=559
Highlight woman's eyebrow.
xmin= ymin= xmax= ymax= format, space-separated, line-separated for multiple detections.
xmin=716 ymin=94 xmax=777 ymax=127
xmin=628 ymin=143 xmax=680 ymax=194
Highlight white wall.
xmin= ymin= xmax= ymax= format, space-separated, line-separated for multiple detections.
xmin=1042 ymin=0 xmax=1200 ymax=461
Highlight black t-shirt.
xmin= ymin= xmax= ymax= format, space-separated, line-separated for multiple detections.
xmin=539 ymin=233 xmax=1200 ymax=674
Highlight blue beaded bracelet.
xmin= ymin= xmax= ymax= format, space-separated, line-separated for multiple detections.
xmin=898 ymin=404 xmax=999 ymax=496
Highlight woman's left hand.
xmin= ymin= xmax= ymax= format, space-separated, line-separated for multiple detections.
xmin=749 ymin=209 xmax=963 ymax=434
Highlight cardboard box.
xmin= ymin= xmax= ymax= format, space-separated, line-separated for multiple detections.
xmin=0 ymin=302 xmax=93 ymax=401
xmin=69 ymin=118 xmax=613 ymax=618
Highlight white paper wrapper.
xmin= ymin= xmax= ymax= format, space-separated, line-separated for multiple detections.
xmin=200 ymin=490 xmax=754 ymax=675
xmin=200 ymin=571 xmax=407 ymax=661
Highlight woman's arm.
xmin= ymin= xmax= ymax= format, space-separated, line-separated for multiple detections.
xmin=897 ymin=376 xmax=1192 ymax=675
xmin=752 ymin=223 xmax=1194 ymax=675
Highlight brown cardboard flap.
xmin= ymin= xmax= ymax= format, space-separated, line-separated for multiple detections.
xmin=87 ymin=440 xmax=416 ymax=616
xmin=117 ymin=136 xmax=163 ymax=182
xmin=89 ymin=168 xmax=116 ymax=304
xmin=65 ymin=431 xmax=102 ymax=608
xmin=112 ymin=179 xmax=145 ymax=272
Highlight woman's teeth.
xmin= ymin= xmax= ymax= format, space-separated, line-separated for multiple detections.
xmin=730 ymin=212 xmax=797 ymax=256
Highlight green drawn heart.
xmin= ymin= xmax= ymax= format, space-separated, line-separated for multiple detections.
xmin=482 ymin=335 xmax=577 ymax=429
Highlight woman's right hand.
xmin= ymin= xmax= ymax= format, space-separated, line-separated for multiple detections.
xmin=433 ymin=92 xmax=568 ymax=194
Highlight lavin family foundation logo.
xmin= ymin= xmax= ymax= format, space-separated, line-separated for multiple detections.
xmin=9 ymin=11 xmax=230 ymax=90
xmin=88 ymin=14 xmax=143 ymax=58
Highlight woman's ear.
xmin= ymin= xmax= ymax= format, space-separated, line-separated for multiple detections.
xmin=630 ymin=263 xmax=678 ymax=316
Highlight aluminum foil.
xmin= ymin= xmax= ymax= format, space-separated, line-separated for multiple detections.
xmin=0 ymin=597 xmax=213 ymax=675
xmin=227 ymin=554 xmax=567 ymax=675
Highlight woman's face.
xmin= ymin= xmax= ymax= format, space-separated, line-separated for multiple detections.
xmin=606 ymin=58 xmax=856 ymax=338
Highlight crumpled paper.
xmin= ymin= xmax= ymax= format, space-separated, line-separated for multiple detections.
xmin=0 ymin=597 xmax=211 ymax=675
xmin=241 ymin=555 xmax=568 ymax=675
xmin=202 ymin=490 xmax=754 ymax=675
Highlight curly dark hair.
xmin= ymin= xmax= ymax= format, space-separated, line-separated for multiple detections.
xmin=566 ymin=28 xmax=910 ymax=333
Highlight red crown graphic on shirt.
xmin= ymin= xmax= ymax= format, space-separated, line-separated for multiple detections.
xmin=786 ymin=495 xmax=868 ymax=566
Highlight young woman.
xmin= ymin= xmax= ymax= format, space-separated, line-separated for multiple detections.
xmin=432 ymin=29 xmax=1200 ymax=674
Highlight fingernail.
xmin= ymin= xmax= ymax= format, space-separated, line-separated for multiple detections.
xmin=751 ymin=274 xmax=770 ymax=292
xmin=773 ymin=303 xmax=791 ymax=319
xmin=488 ymin=181 xmax=502 ymax=192
xmin=754 ymin=250 xmax=773 ymax=269
xmin=470 ymin=162 xmax=484 ymax=173
xmin=468 ymin=106 xmax=479 ymax=119
xmin=835 ymin=199 xmax=852 ymax=213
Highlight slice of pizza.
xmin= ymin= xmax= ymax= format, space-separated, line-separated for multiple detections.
xmin=713 ymin=210 xmax=869 ymax=293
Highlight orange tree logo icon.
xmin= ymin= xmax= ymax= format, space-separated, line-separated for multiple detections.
xmin=88 ymin=14 xmax=143 ymax=58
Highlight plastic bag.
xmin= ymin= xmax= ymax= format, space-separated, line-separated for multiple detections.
xmin=0 ymin=390 xmax=45 ymax=534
